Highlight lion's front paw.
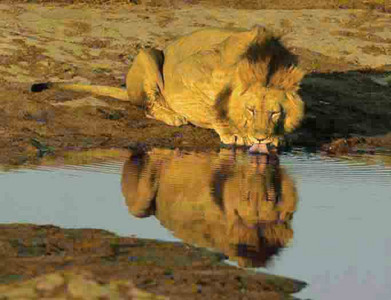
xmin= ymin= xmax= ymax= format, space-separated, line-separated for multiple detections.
xmin=162 ymin=114 xmax=187 ymax=126
xmin=147 ymin=107 xmax=188 ymax=127
xmin=218 ymin=133 xmax=253 ymax=146
xmin=234 ymin=135 xmax=256 ymax=146
xmin=216 ymin=128 xmax=235 ymax=145
xmin=172 ymin=115 xmax=188 ymax=126
xmin=216 ymin=127 xmax=254 ymax=146
xmin=219 ymin=134 xmax=235 ymax=145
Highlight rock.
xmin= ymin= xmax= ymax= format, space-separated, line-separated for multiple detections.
xmin=0 ymin=270 xmax=168 ymax=299
xmin=370 ymin=75 xmax=391 ymax=86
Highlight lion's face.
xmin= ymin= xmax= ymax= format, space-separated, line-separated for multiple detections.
xmin=227 ymin=84 xmax=304 ymax=147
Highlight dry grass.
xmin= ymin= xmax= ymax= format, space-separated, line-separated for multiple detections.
xmin=330 ymin=30 xmax=391 ymax=44
xmin=361 ymin=44 xmax=389 ymax=56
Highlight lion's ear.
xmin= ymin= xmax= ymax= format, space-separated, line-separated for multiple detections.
xmin=249 ymin=24 xmax=268 ymax=38
xmin=281 ymin=92 xmax=305 ymax=133
xmin=219 ymin=25 xmax=268 ymax=66
xmin=269 ymin=66 xmax=305 ymax=92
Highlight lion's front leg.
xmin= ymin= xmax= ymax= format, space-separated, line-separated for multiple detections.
xmin=215 ymin=129 xmax=235 ymax=145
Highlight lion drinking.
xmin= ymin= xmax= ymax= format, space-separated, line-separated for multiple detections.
xmin=31 ymin=25 xmax=305 ymax=153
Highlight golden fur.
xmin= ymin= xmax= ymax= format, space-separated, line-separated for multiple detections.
xmin=121 ymin=148 xmax=298 ymax=267
xmin=31 ymin=25 xmax=305 ymax=147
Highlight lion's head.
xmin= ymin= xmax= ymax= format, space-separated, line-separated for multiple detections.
xmin=217 ymin=29 xmax=306 ymax=147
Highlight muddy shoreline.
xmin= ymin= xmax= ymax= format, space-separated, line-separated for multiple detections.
xmin=0 ymin=224 xmax=307 ymax=299
xmin=2 ymin=67 xmax=391 ymax=166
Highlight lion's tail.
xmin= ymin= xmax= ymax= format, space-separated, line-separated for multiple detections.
xmin=31 ymin=82 xmax=129 ymax=101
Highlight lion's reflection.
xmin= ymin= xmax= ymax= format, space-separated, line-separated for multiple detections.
xmin=121 ymin=149 xmax=298 ymax=267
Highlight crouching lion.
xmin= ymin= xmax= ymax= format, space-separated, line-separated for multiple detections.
xmin=122 ymin=148 xmax=298 ymax=267
xmin=31 ymin=25 xmax=305 ymax=150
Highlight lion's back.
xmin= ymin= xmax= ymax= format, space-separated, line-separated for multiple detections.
xmin=163 ymin=27 xmax=244 ymax=64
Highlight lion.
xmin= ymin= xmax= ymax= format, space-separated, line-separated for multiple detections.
xmin=31 ymin=25 xmax=305 ymax=151
xmin=121 ymin=148 xmax=298 ymax=267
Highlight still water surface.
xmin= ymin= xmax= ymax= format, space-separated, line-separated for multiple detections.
xmin=1 ymin=148 xmax=391 ymax=300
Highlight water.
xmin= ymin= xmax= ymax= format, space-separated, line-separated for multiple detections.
xmin=1 ymin=148 xmax=391 ymax=300
xmin=0 ymin=158 xmax=179 ymax=242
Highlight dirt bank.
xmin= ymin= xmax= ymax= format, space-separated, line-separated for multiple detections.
xmin=0 ymin=224 xmax=306 ymax=299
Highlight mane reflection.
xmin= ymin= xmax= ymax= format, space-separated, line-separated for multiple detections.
xmin=121 ymin=149 xmax=298 ymax=268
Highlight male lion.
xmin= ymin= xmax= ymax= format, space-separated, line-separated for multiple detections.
xmin=31 ymin=25 xmax=305 ymax=151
